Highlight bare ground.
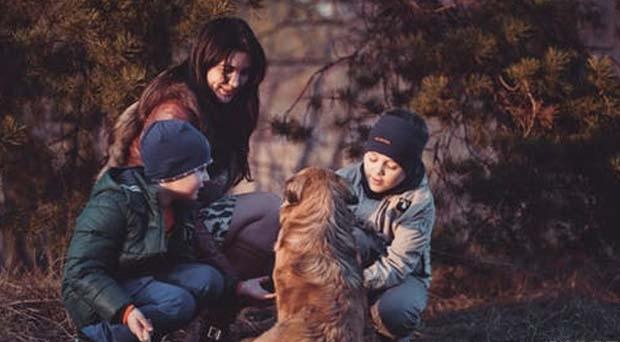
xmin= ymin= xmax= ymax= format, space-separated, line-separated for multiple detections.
xmin=1 ymin=262 xmax=618 ymax=342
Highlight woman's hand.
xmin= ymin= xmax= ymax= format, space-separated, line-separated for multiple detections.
xmin=236 ymin=276 xmax=275 ymax=300
xmin=126 ymin=308 xmax=153 ymax=342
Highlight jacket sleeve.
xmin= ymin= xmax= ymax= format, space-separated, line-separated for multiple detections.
xmin=63 ymin=193 xmax=132 ymax=323
xmin=363 ymin=200 xmax=434 ymax=291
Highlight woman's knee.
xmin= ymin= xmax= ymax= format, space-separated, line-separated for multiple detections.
xmin=230 ymin=192 xmax=281 ymax=250
xmin=243 ymin=191 xmax=281 ymax=207
xmin=223 ymin=192 xmax=281 ymax=279
xmin=232 ymin=192 xmax=281 ymax=224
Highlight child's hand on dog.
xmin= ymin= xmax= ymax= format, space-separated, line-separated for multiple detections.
xmin=236 ymin=276 xmax=276 ymax=300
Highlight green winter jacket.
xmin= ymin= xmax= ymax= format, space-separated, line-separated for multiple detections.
xmin=61 ymin=167 xmax=198 ymax=328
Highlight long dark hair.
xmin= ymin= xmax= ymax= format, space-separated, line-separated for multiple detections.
xmin=188 ymin=17 xmax=266 ymax=187
xmin=99 ymin=17 xmax=267 ymax=190
xmin=134 ymin=17 xmax=266 ymax=189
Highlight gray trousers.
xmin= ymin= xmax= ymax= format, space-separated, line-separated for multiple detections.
xmin=354 ymin=227 xmax=428 ymax=340
xmin=81 ymin=263 xmax=224 ymax=342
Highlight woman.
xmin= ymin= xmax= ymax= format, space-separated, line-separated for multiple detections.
xmin=104 ymin=16 xmax=278 ymax=285
xmin=336 ymin=109 xmax=435 ymax=342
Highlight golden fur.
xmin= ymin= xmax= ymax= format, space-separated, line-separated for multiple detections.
xmin=253 ymin=167 xmax=366 ymax=342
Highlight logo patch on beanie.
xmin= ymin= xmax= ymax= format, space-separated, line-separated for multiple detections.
xmin=374 ymin=136 xmax=391 ymax=145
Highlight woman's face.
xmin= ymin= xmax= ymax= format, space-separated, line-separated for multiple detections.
xmin=363 ymin=151 xmax=406 ymax=193
xmin=206 ymin=51 xmax=252 ymax=103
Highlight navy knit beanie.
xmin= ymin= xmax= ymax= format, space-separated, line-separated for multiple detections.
xmin=140 ymin=119 xmax=212 ymax=182
xmin=364 ymin=109 xmax=429 ymax=174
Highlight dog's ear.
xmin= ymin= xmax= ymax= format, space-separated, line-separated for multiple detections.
xmin=283 ymin=175 xmax=306 ymax=205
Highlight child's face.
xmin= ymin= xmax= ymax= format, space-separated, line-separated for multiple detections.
xmin=363 ymin=151 xmax=406 ymax=193
xmin=159 ymin=166 xmax=210 ymax=201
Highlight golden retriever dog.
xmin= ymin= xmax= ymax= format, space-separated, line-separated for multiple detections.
xmin=252 ymin=167 xmax=366 ymax=342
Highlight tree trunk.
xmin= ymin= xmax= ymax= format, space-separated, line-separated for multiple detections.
xmin=0 ymin=174 xmax=5 ymax=271
xmin=0 ymin=174 xmax=35 ymax=274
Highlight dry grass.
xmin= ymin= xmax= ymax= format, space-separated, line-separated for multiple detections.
xmin=1 ymin=261 xmax=618 ymax=342
xmin=416 ymin=259 xmax=620 ymax=342
xmin=417 ymin=294 xmax=620 ymax=342
xmin=0 ymin=273 xmax=74 ymax=342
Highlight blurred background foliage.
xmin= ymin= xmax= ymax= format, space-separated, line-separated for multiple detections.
xmin=0 ymin=0 xmax=619 ymax=277
xmin=272 ymin=0 xmax=620 ymax=267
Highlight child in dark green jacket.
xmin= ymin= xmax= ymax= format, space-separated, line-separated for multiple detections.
xmin=62 ymin=120 xmax=223 ymax=342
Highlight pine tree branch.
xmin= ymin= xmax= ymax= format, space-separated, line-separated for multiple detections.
xmin=430 ymin=139 xmax=452 ymax=192
xmin=403 ymin=0 xmax=456 ymax=14
xmin=434 ymin=4 xmax=457 ymax=13
xmin=608 ymin=55 xmax=620 ymax=70
xmin=462 ymin=119 xmax=493 ymax=169
xmin=498 ymin=74 xmax=519 ymax=92
xmin=524 ymin=83 xmax=539 ymax=138
xmin=269 ymin=58 xmax=333 ymax=66
xmin=280 ymin=51 xmax=359 ymax=119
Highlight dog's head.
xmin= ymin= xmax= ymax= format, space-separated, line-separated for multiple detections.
xmin=282 ymin=167 xmax=357 ymax=211
xmin=277 ymin=167 xmax=360 ymax=268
